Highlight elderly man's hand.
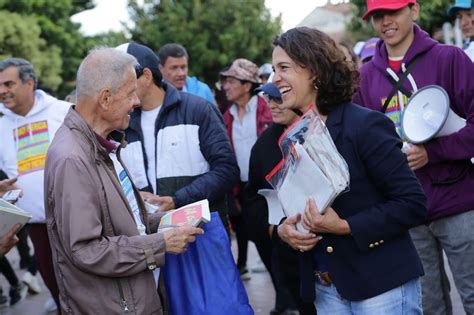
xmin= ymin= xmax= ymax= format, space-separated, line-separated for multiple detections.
xmin=302 ymin=197 xmax=351 ymax=235
xmin=162 ymin=226 xmax=204 ymax=254
xmin=277 ymin=214 xmax=321 ymax=252
xmin=405 ymin=144 xmax=429 ymax=171
xmin=0 ymin=223 xmax=21 ymax=256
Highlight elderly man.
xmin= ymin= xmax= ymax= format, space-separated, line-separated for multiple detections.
xmin=44 ymin=48 xmax=203 ymax=314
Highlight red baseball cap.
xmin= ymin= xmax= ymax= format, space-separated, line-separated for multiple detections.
xmin=363 ymin=0 xmax=417 ymax=20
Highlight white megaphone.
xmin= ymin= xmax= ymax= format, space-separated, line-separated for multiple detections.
xmin=401 ymin=85 xmax=466 ymax=144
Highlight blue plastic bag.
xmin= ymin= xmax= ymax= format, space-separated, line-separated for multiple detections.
xmin=163 ymin=212 xmax=254 ymax=315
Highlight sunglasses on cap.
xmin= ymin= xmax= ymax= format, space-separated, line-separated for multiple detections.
xmin=261 ymin=93 xmax=283 ymax=105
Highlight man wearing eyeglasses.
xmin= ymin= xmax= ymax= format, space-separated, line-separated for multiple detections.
xmin=354 ymin=0 xmax=474 ymax=314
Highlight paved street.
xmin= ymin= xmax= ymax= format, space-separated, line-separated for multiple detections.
xmin=0 ymin=237 xmax=464 ymax=314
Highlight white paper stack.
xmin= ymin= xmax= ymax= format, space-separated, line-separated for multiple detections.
xmin=258 ymin=189 xmax=285 ymax=225
xmin=266 ymin=107 xmax=350 ymax=232
xmin=0 ymin=199 xmax=31 ymax=237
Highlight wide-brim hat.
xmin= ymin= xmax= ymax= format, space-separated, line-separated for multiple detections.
xmin=220 ymin=58 xmax=260 ymax=84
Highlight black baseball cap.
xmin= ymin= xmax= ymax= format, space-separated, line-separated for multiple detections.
xmin=116 ymin=43 xmax=162 ymax=82
xmin=255 ymin=82 xmax=281 ymax=99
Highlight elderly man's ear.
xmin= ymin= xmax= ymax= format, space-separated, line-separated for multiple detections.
xmin=98 ymin=89 xmax=112 ymax=109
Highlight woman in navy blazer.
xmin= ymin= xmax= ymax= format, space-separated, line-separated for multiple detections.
xmin=272 ymin=27 xmax=427 ymax=314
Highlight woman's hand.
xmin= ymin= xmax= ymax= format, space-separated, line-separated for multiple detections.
xmin=302 ymin=197 xmax=351 ymax=235
xmin=278 ymin=214 xmax=322 ymax=252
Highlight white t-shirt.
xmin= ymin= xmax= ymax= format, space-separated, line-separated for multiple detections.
xmin=140 ymin=106 xmax=161 ymax=193
xmin=229 ymin=96 xmax=258 ymax=182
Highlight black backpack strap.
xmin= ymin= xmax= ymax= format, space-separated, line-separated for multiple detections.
xmin=381 ymin=54 xmax=423 ymax=113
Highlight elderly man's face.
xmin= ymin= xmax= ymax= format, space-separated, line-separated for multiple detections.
xmin=106 ymin=67 xmax=140 ymax=131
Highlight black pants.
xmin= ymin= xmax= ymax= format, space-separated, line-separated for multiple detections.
xmin=0 ymin=257 xmax=19 ymax=287
xmin=16 ymin=225 xmax=37 ymax=275
xmin=253 ymin=228 xmax=316 ymax=314
xmin=229 ymin=213 xmax=248 ymax=269
xmin=272 ymin=241 xmax=317 ymax=315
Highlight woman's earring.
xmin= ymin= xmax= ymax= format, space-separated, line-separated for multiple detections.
xmin=313 ymin=82 xmax=319 ymax=91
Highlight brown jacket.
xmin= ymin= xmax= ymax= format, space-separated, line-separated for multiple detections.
xmin=44 ymin=107 xmax=168 ymax=314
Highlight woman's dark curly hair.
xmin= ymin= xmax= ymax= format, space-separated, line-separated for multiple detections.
xmin=273 ymin=27 xmax=359 ymax=115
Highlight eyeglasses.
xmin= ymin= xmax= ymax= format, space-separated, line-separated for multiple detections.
xmin=262 ymin=93 xmax=283 ymax=105
xmin=135 ymin=64 xmax=144 ymax=78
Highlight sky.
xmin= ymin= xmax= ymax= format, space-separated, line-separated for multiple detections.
xmin=71 ymin=0 xmax=337 ymax=36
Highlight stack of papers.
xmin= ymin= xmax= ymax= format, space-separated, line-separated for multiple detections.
xmin=265 ymin=106 xmax=350 ymax=231
xmin=0 ymin=199 xmax=31 ymax=237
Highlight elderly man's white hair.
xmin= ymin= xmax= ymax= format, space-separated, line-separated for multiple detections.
xmin=76 ymin=47 xmax=137 ymax=100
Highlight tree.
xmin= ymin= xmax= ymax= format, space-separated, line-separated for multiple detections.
xmin=128 ymin=0 xmax=282 ymax=86
xmin=0 ymin=0 xmax=95 ymax=96
xmin=0 ymin=11 xmax=62 ymax=90
xmin=89 ymin=31 xmax=129 ymax=49
xmin=348 ymin=0 xmax=452 ymax=42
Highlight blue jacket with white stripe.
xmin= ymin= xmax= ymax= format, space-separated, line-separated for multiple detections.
xmin=121 ymin=82 xmax=239 ymax=221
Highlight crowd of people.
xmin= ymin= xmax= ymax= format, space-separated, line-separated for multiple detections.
xmin=0 ymin=0 xmax=473 ymax=314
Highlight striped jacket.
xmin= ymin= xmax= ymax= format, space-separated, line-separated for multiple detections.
xmin=121 ymin=82 xmax=239 ymax=219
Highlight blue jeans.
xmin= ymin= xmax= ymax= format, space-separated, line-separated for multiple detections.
xmin=314 ymin=278 xmax=422 ymax=315
xmin=410 ymin=210 xmax=474 ymax=315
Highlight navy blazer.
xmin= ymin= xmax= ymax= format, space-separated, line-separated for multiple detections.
xmin=300 ymin=102 xmax=427 ymax=302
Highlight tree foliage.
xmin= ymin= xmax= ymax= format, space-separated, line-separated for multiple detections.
xmin=89 ymin=31 xmax=129 ymax=49
xmin=0 ymin=11 xmax=62 ymax=90
xmin=0 ymin=0 xmax=95 ymax=96
xmin=128 ymin=0 xmax=282 ymax=85
xmin=348 ymin=0 xmax=453 ymax=42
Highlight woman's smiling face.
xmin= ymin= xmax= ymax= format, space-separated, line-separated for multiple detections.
xmin=272 ymin=46 xmax=317 ymax=112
